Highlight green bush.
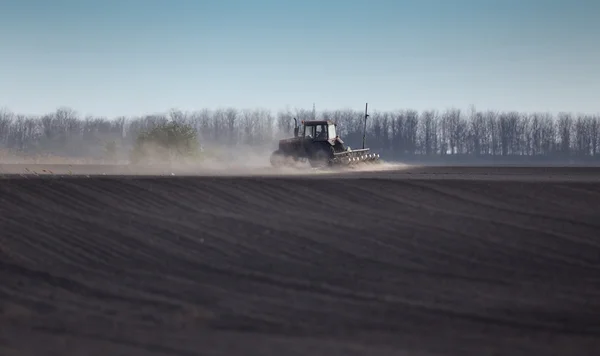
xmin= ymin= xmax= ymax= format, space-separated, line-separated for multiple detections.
xmin=130 ymin=121 xmax=201 ymax=164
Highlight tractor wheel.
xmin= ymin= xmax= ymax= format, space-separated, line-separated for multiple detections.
xmin=270 ymin=150 xmax=287 ymax=167
xmin=309 ymin=147 xmax=333 ymax=168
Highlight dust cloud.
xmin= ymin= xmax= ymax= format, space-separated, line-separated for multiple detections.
xmin=0 ymin=141 xmax=404 ymax=177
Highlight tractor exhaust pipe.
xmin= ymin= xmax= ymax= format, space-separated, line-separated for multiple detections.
xmin=293 ymin=118 xmax=299 ymax=137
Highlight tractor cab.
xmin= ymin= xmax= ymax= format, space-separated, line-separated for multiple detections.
xmin=301 ymin=120 xmax=338 ymax=141
xmin=300 ymin=119 xmax=347 ymax=153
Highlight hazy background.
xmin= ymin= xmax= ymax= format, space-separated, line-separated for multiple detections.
xmin=0 ymin=0 xmax=599 ymax=165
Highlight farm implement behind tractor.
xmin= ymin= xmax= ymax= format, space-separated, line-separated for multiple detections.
xmin=270 ymin=103 xmax=381 ymax=169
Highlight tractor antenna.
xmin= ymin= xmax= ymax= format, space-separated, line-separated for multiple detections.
xmin=362 ymin=102 xmax=369 ymax=149
xmin=312 ymin=103 xmax=316 ymax=120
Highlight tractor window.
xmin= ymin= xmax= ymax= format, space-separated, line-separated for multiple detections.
xmin=315 ymin=124 xmax=327 ymax=139
xmin=304 ymin=125 xmax=315 ymax=138
xmin=328 ymin=124 xmax=337 ymax=139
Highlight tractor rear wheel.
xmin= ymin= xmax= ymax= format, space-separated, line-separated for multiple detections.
xmin=270 ymin=150 xmax=287 ymax=167
xmin=309 ymin=147 xmax=333 ymax=168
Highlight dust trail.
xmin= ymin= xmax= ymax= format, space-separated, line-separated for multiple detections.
xmin=0 ymin=139 xmax=407 ymax=177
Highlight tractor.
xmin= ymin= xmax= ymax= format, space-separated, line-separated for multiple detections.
xmin=270 ymin=116 xmax=380 ymax=169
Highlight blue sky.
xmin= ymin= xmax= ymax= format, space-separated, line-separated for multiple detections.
xmin=1 ymin=0 xmax=599 ymax=118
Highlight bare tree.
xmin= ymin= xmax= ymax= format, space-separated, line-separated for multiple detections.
xmin=0 ymin=105 xmax=598 ymax=164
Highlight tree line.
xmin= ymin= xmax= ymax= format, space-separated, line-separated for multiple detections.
xmin=0 ymin=106 xmax=599 ymax=163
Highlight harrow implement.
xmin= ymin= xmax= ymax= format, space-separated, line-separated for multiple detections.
xmin=331 ymin=149 xmax=381 ymax=166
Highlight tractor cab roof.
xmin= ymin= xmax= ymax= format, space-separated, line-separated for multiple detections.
xmin=301 ymin=120 xmax=336 ymax=126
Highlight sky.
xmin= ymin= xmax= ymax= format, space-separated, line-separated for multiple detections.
xmin=0 ymin=0 xmax=599 ymax=118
